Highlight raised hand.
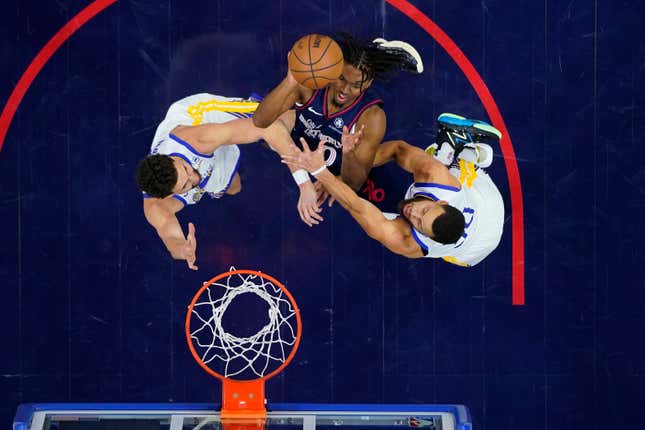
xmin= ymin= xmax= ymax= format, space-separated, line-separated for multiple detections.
xmin=281 ymin=138 xmax=327 ymax=174
xmin=297 ymin=181 xmax=324 ymax=226
xmin=341 ymin=124 xmax=365 ymax=154
xmin=184 ymin=222 xmax=198 ymax=270
xmin=314 ymin=180 xmax=336 ymax=208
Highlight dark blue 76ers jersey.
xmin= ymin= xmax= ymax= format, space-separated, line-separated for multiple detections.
xmin=291 ymin=87 xmax=383 ymax=175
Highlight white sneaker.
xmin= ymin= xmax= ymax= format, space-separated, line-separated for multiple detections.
xmin=425 ymin=142 xmax=455 ymax=166
xmin=458 ymin=143 xmax=494 ymax=168
xmin=373 ymin=38 xmax=424 ymax=74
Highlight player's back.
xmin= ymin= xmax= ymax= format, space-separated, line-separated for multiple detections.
xmin=152 ymin=93 xmax=258 ymax=146
xmin=405 ymin=164 xmax=504 ymax=266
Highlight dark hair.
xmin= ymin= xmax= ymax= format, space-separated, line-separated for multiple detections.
xmin=336 ymin=32 xmax=413 ymax=84
xmin=431 ymin=205 xmax=465 ymax=244
xmin=135 ymin=154 xmax=177 ymax=198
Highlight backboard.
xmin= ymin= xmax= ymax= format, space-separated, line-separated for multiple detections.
xmin=13 ymin=403 xmax=472 ymax=430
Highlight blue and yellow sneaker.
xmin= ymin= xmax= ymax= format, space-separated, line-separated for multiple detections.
xmin=426 ymin=113 xmax=501 ymax=168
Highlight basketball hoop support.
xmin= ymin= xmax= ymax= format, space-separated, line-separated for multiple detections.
xmin=186 ymin=268 xmax=301 ymax=428
xmin=221 ymin=379 xmax=266 ymax=418
xmin=221 ymin=380 xmax=267 ymax=430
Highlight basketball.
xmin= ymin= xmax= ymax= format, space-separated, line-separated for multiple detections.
xmin=288 ymin=34 xmax=344 ymax=89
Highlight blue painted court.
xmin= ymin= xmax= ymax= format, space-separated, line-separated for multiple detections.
xmin=1 ymin=0 xmax=644 ymax=429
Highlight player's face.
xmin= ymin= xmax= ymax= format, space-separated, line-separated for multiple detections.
xmin=398 ymin=197 xmax=448 ymax=237
xmin=172 ymin=158 xmax=201 ymax=194
xmin=329 ymin=64 xmax=373 ymax=108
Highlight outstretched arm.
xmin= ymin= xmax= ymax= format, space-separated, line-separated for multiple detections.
xmin=253 ymin=71 xmax=311 ymax=128
xmin=261 ymin=111 xmax=323 ymax=226
xmin=171 ymin=111 xmax=298 ymax=154
xmin=171 ymin=117 xmax=266 ymax=154
xmin=143 ymin=198 xmax=199 ymax=270
xmin=373 ymin=140 xmax=460 ymax=186
xmin=282 ymin=138 xmax=418 ymax=257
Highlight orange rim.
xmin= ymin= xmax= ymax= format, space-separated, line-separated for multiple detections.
xmin=185 ymin=269 xmax=302 ymax=383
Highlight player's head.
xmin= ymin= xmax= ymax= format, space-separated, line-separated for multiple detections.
xmin=328 ymin=33 xmax=414 ymax=108
xmin=398 ymin=197 xmax=465 ymax=244
xmin=136 ymin=154 xmax=201 ymax=198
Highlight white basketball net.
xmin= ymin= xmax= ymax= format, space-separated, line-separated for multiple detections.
xmin=189 ymin=268 xmax=298 ymax=379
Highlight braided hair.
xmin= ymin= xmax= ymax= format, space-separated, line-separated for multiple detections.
xmin=336 ymin=32 xmax=413 ymax=84
xmin=135 ymin=154 xmax=177 ymax=198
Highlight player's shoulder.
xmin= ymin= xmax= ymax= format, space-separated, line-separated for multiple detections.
xmin=413 ymin=158 xmax=461 ymax=188
xmin=143 ymin=195 xmax=184 ymax=213
xmin=384 ymin=217 xmax=425 ymax=258
xmin=357 ymin=103 xmax=386 ymax=128
xmin=296 ymin=85 xmax=317 ymax=104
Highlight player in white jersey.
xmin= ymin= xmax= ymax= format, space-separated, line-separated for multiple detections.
xmin=281 ymin=113 xmax=505 ymax=266
xmin=136 ymin=93 xmax=319 ymax=270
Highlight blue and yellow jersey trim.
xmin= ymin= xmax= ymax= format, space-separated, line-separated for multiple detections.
xmin=187 ymin=99 xmax=259 ymax=125
xmin=442 ymin=256 xmax=470 ymax=267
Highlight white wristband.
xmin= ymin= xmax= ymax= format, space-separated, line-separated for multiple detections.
xmin=292 ymin=169 xmax=310 ymax=185
xmin=310 ymin=165 xmax=327 ymax=177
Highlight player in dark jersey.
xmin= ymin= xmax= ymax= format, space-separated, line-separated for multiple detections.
xmin=253 ymin=33 xmax=423 ymax=225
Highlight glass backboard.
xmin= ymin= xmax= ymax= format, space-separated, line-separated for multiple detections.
xmin=13 ymin=403 xmax=472 ymax=430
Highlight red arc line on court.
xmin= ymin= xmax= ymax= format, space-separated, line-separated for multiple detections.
xmin=0 ymin=0 xmax=524 ymax=305
xmin=0 ymin=0 xmax=118 ymax=152
xmin=385 ymin=0 xmax=525 ymax=305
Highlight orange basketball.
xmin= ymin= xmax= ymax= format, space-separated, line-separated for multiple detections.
xmin=288 ymin=34 xmax=344 ymax=89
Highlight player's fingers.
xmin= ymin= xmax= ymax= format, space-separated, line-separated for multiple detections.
xmin=305 ymin=206 xmax=320 ymax=225
xmin=299 ymin=208 xmax=312 ymax=227
xmin=281 ymin=154 xmax=298 ymax=162
xmin=298 ymin=203 xmax=313 ymax=227
xmin=317 ymin=190 xmax=328 ymax=206
xmin=288 ymin=141 xmax=302 ymax=153
xmin=186 ymin=256 xmax=198 ymax=270
xmin=342 ymin=125 xmax=349 ymax=135
xmin=310 ymin=208 xmax=324 ymax=222
xmin=328 ymin=195 xmax=336 ymax=207
xmin=281 ymin=159 xmax=302 ymax=169
xmin=299 ymin=137 xmax=313 ymax=153
xmin=188 ymin=222 xmax=195 ymax=236
xmin=314 ymin=142 xmax=326 ymax=158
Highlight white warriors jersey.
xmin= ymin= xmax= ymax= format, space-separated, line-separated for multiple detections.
xmin=405 ymin=159 xmax=505 ymax=266
xmin=145 ymin=93 xmax=259 ymax=205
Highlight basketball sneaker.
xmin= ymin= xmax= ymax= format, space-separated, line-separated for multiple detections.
xmin=372 ymin=38 xmax=424 ymax=74
xmin=425 ymin=113 xmax=501 ymax=168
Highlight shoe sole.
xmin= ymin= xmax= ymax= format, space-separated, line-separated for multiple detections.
xmin=372 ymin=38 xmax=424 ymax=74
xmin=438 ymin=113 xmax=502 ymax=140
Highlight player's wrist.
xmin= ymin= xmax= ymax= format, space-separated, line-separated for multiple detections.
xmin=292 ymin=169 xmax=311 ymax=186
xmin=285 ymin=70 xmax=299 ymax=87
xmin=311 ymin=165 xmax=328 ymax=177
